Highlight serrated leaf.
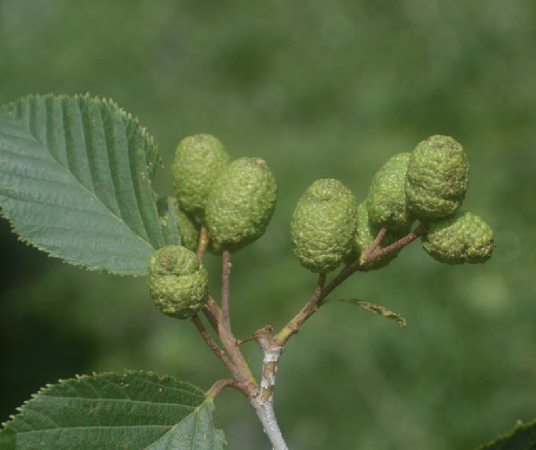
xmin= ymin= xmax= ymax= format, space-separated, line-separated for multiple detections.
xmin=0 ymin=94 xmax=168 ymax=276
xmin=0 ymin=371 xmax=226 ymax=450
xmin=476 ymin=419 xmax=536 ymax=450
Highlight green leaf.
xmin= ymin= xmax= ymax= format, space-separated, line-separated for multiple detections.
xmin=0 ymin=94 xmax=167 ymax=276
xmin=321 ymin=298 xmax=407 ymax=328
xmin=476 ymin=419 xmax=536 ymax=450
xmin=0 ymin=371 xmax=226 ymax=450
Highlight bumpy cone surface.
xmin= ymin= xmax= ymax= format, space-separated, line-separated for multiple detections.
xmin=160 ymin=207 xmax=200 ymax=252
xmin=172 ymin=134 xmax=230 ymax=219
xmin=205 ymin=157 xmax=277 ymax=252
xmin=291 ymin=179 xmax=357 ymax=274
xmin=350 ymin=201 xmax=408 ymax=271
xmin=367 ymin=152 xmax=414 ymax=230
xmin=148 ymin=246 xmax=208 ymax=319
xmin=406 ymin=135 xmax=469 ymax=221
xmin=422 ymin=211 xmax=494 ymax=264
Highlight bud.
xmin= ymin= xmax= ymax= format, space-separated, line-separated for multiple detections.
xmin=422 ymin=211 xmax=494 ymax=264
xmin=349 ymin=201 xmax=407 ymax=271
xmin=367 ymin=152 xmax=414 ymax=230
xmin=205 ymin=158 xmax=277 ymax=252
xmin=406 ymin=135 xmax=469 ymax=221
xmin=148 ymin=246 xmax=208 ymax=319
xmin=291 ymin=179 xmax=357 ymax=274
xmin=171 ymin=134 xmax=230 ymax=219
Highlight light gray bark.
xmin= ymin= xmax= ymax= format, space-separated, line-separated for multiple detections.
xmin=251 ymin=346 xmax=288 ymax=450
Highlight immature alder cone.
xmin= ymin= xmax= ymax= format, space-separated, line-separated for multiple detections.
xmin=406 ymin=135 xmax=469 ymax=221
xmin=367 ymin=152 xmax=414 ymax=230
xmin=291 ymin=179 xmax=357 ymax=274
xmin=171 ymin=134 xmax=229 ymax=219
xmin=205 ymin=157 xmax=277 ymax=252
xmin=148 ymin=246 xmax=208 ymax=319
xmin=422 ymin=211 xmax=494 ymax=264
xmin=350 ymin=201 xmax=407 ymax=271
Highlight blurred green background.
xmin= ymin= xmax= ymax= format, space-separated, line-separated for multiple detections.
xmin=1 ymin=0 xmax=535 ymax=448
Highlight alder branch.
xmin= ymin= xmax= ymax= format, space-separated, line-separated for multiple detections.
xmin=203 ymin=297 xmax=258 ymax=394
xmin=365 ymin=227 xmax=387 ymax=260
xmin=191 ymin=315 xmax=239 ymax=379
xmin=250 ymin=328 xmax=288 ymax=450
xmin=274 ymin=224 xmax=424 ymax=347
xmin=221 ymin=250 xmax=232 ymax=332
xmin=366 ymin=223 xmax=426 ymax=263
xmin=202 ymin=298 xmax=222 ymax=334
xmin=207 ymin=379 xmax=250 ymax=400
xmin=274 ymin=273 xmax=326 ymax=346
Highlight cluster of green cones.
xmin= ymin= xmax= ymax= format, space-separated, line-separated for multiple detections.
xmin=150 ymin=133 xmax=495 ymax=319
xmin=291 ymin=134 xmax=495 ymax=274
xmin=150 ymin=133 xmax=278 ymax=319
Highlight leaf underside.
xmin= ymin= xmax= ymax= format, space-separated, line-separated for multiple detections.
xmin=0 ymin=94 xmax=173 ymax=276
xmin=0 ymin=371 xmax=225 ymax=450
xmin=476 ymin=419 xmax=536 ymax=450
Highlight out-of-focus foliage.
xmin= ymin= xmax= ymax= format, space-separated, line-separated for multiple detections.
xmin=477 ymin=419 xmax=536 ymax=450
xmin=0 ymin=1 xmax=535 ymax=449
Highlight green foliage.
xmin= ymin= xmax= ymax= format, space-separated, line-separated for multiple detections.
xmin=172 ymin=134 xmax=229 ymax=221
xmin=422 ymin=211 xmax=495 ymax=264
xmin=148 ymin=246 xmax=208 ymax=319
xmin=476 ymin=419 xmax=536 ymax=450
xmin=291 ymin=179 xmax=357 ymax=274
xmin=367 ymin=152 xmax=414 ymax=231
xmin=0 ymin=95 xmax=166 ymax=276
xmin=406 ymin=135 xmax=469 ymax=221
xmin=0 ymin=371 xmax=224 ymax=450
xmin=205 ymin=157 xmax=277 ymax=252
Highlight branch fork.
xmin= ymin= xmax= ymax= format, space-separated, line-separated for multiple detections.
xmin=191 ymin=222 xmax=424 ymax=449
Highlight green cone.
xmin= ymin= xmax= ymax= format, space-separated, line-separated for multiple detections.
xmin=350 ymin=201 xmax=408 ymax=271
xmin=291 ymin=179 xmax=357 ymax=274
xmin=422 ymin=211 xmax=494 ymax=264
xmin=367 ymin=152 xmax=414 ymax=230
xmin=148 ymin=246 xmax=208 ymax=319
xmin=406 ymin=135 xmax=469 ymax=221
xmin=172 ymin=134 xmax=230 ymax=220
xmin=205 ymin=157 xmax=277 ymax=252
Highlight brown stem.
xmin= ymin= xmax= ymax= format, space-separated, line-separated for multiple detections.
xmin=216 ymin=320 xmax=258 ymax=393
xmin=365 ymin=227 xmax=387 ymax=260
xmin=204 ymin=298 xmax=258 ymax=394
xmin=191 ymin=315 xmax=240 ymax=379
xmin=202 ymin=298 xmax=222 ymax=333
xmin=273 ymin=225 xmax=422 ymax=347
xmin=206 ymin=379 xmax=250 ymax=400
xmin=221 ymin=250 xmax=232 ymax=332
xmin=197 ymin=225 xmax=209 ymax=261
xmin=367 ymin=223 xmax=426 ymax=262
xmin=274 ymin=273 xmax=327 ymax=346
xmin=238 ymin=325 xmax=274 ymax=346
